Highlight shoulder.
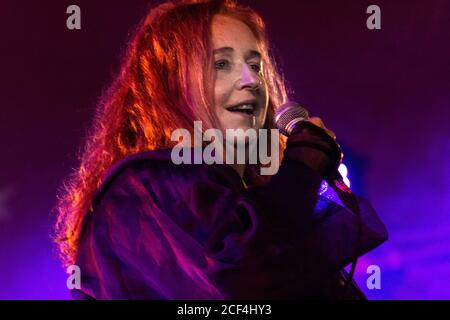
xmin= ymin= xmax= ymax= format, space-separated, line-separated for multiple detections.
xmin=100 ymin=149 xmax=173 ymax=186
xmin=91 ymin=149 xmax=173 ymax=208
xmin=314 ymin=195 xmax=389 ymax=244
xmin=91 ymin=149 xmax=243 ymax=211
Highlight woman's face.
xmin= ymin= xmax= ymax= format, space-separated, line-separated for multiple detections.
xmin=211 ymin=15 xmax=269 ymax=133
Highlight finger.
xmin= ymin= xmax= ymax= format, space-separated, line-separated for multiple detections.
xmin=326 ymin=129 xmax=337 ymax=140
xmin=309 ymin=117 xmax=325 ymax=129
xmin=308 ymin=117 xmax=336 ymax=140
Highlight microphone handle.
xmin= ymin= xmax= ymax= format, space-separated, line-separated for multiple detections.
xmin=325 ymin=171 xmax=363 ymax=297
xmin=278 ymin=109 xmax=364 ymax=297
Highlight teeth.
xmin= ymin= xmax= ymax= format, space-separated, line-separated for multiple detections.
xmin=228 ymin=104 xmax=255 ymax=111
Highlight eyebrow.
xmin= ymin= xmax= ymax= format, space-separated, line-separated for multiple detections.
xmin=213 ymin=47 xmax=262 ymax=59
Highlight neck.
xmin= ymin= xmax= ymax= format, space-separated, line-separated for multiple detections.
xmin=229 ymin=163 xmax=246 ymax=184
xmin=222 ymin=143 xmax=248 ymax=187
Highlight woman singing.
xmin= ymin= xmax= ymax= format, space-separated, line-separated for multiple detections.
xmin=55 ymin=0 xmax=387 ymax=299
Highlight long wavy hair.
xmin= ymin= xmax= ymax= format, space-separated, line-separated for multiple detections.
xmin=55 ymin=0 xmax=289 ymax=267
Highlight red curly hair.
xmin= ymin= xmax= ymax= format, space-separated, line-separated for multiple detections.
xmin=55 ymin=0 xmax=289 ymax=267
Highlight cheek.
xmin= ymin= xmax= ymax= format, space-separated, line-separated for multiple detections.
xmin=213 ymin=80 xmax=230 ymax=126
xmin=213 ymin=77 xmax=230 ymax=106
xmin=257 ymin=87 xmax=269 ymax=127
xmin=256 ymin=114 xmax=267 ymax=130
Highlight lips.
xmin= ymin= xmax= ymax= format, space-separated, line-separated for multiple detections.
xmin=226 ymin=100 xmax=257 ymax=116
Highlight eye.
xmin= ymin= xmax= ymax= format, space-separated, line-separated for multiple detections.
xmin=250 ymin=63 xmax=262 ymax=73
xmin=215 ymin=60 xmax=230 ymax=70
xmin=248 ymin=60 xmax=262 ymax=73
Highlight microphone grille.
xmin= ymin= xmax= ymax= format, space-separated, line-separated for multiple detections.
xmin=274 ymin=101 xmax=310 ymax=136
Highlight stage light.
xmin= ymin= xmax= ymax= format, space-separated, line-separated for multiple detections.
xmin=319 ymin=163 xmax=351 ymax=205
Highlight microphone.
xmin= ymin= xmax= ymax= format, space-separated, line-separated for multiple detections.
xmin=274 ymin=101 xmax=362 ymax=298
xmin=274 ymin=101 xmax=310 ymax=137
xmin=275 ymin=101 xmax=348 ymax=186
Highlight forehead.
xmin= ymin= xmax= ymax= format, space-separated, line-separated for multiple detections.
xmin=211 ymin=15 xmax=260 ymax=51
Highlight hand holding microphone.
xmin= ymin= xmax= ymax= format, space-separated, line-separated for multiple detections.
xmin=275 ymin=101 xmax=343 ymax=182
xmin=275 ymin=101 xmax=362 ymax=297
xmin=308 ymin=117 xmax=336 ymax=141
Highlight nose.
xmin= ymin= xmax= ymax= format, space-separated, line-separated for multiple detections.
xmin=236 ymin=63 xmax=260 ymax=91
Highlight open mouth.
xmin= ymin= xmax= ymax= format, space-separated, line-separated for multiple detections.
xmin=226 ymin=103 xmax=256 ymax=116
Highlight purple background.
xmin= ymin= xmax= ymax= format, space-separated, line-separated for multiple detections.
xmin=1 ymin=0 xmax=449 ymax=299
